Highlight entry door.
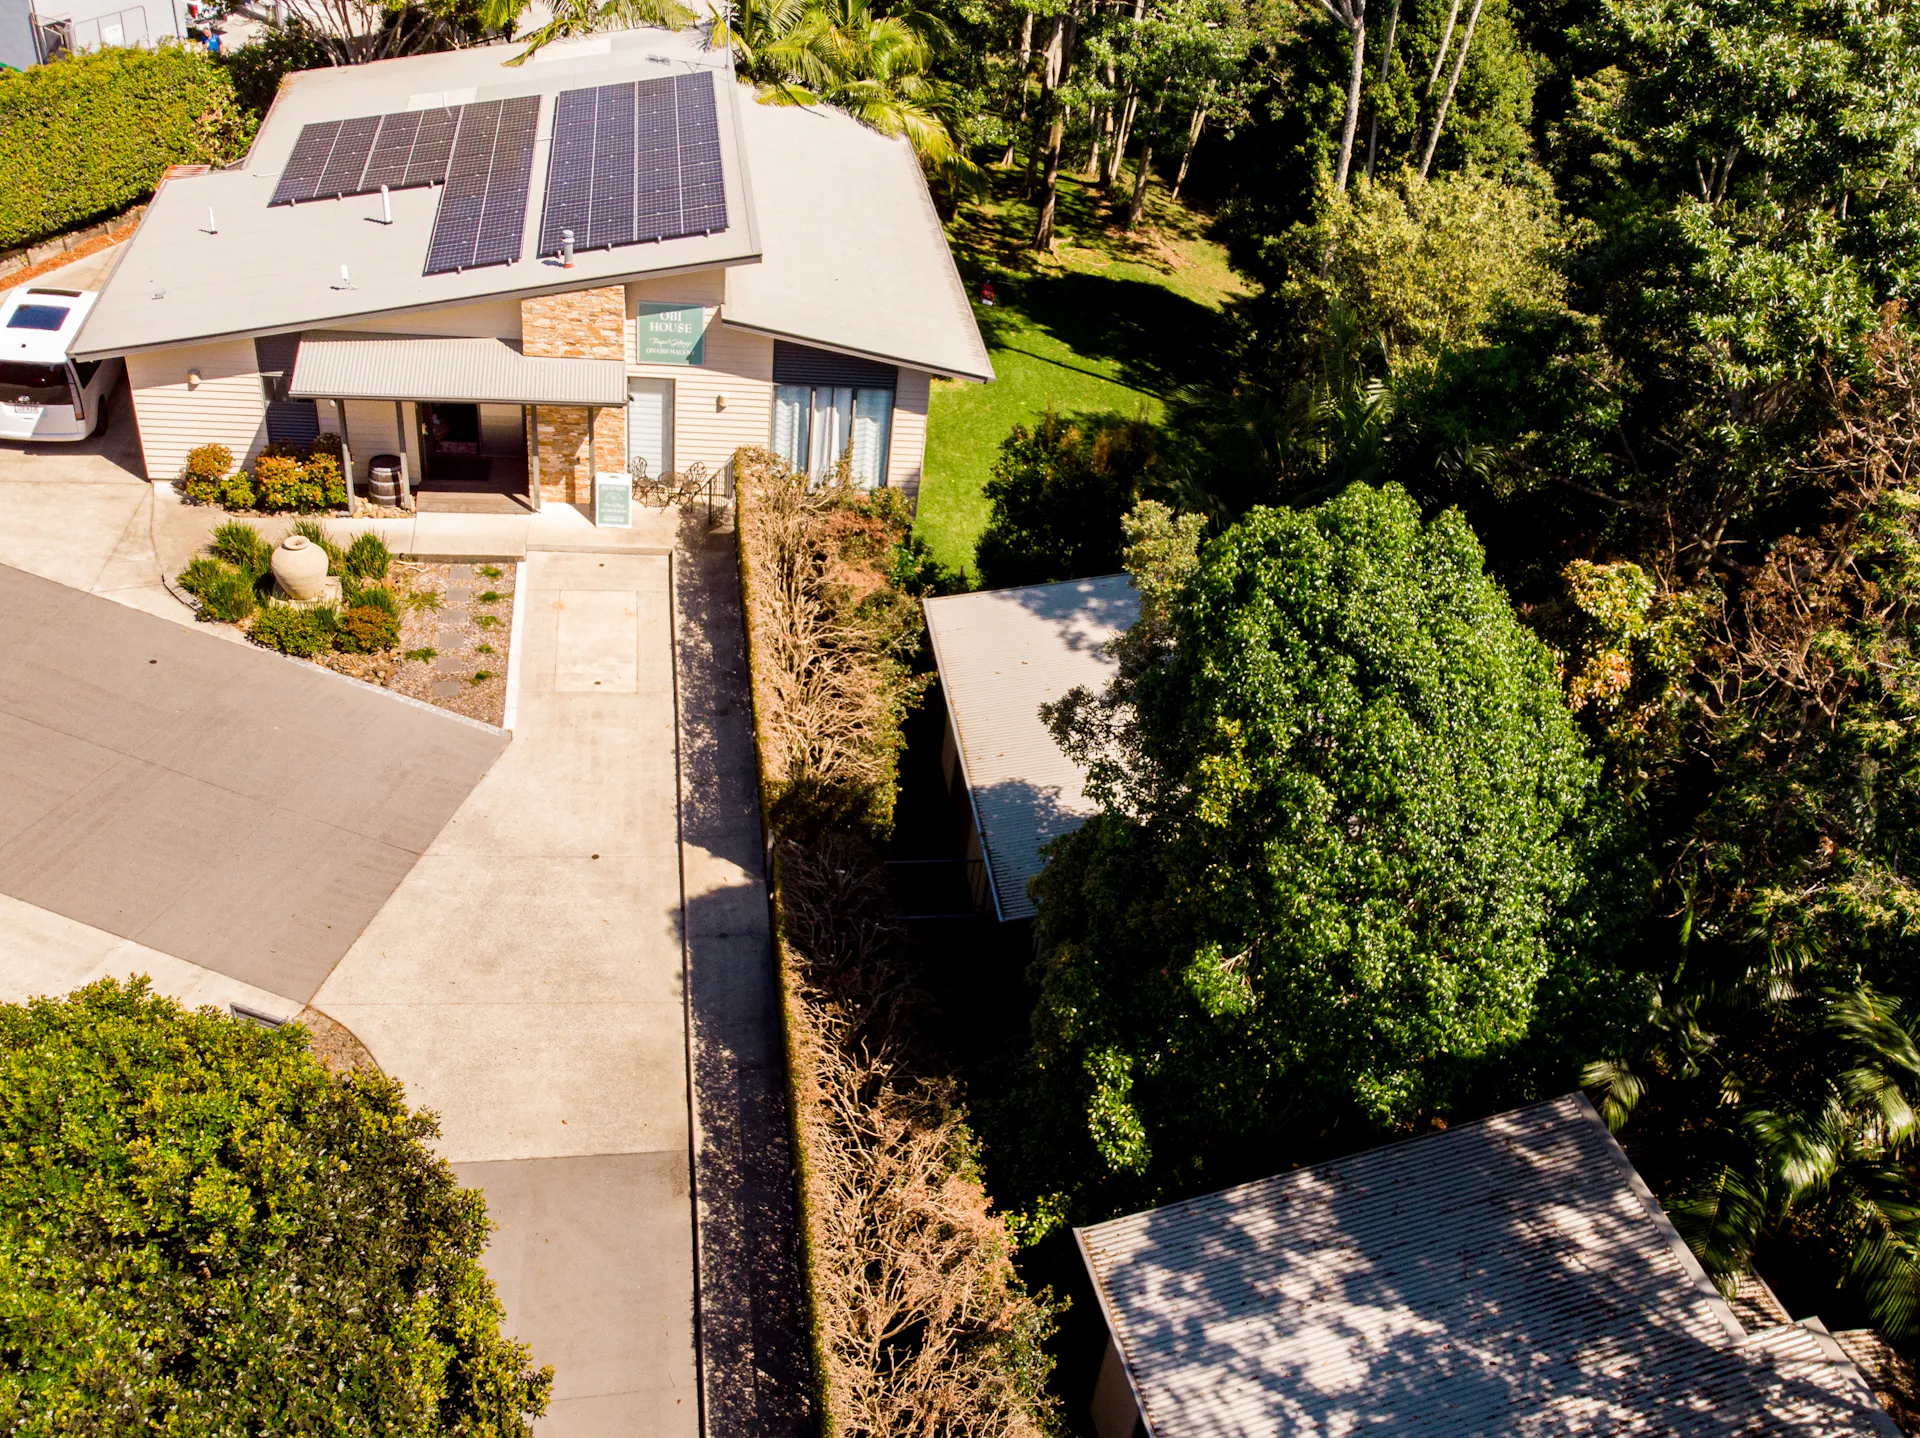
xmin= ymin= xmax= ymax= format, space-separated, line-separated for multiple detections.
xmin=627 ymin=378 xmax=674 ymax=479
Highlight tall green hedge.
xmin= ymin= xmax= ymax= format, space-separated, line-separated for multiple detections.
xmin=0 ymin=43 xmax=254 ymax=251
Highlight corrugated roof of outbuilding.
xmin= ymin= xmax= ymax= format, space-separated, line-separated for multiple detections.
xmin=922 ymin=574 xmax=1137 ymax=920
xmin=1077 ymin=1094 xmax=1905 ymax=1438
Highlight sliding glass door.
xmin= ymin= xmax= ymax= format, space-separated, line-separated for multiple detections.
xmin=772 ymin=384 xmax=893 ymax=488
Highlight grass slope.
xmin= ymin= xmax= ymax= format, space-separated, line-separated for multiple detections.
xmin=918 ymin=170 xmax=1246 ymax=579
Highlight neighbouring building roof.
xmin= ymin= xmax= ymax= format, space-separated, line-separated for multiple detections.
xmin=923 ymin=574 xmax=1138 ymax=921
xmin=289 ymin=331 xmax=627 ymax=405
xmin=1077 ymin=1094 xmax=1906 ymax=1438
xmin=70 ymin=24 xmax=990 ymax=381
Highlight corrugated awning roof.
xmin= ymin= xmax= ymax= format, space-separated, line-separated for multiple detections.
xmin=923 ymin=575 xmax=1138 ymax=920
xmin=289 ymin=331 xmax=627 ymax=405
xmin=1077 ymin=1095 xmax=1904 ymax=1438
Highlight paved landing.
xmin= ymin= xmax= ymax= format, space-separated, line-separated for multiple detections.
xmin=0 ymin=564 xmax=508 ymax=1002
xmin=312 ymin=551 xmax=698 ymax=1436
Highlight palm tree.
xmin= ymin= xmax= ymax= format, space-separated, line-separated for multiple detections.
xmin=484 ymin=0 xmax=693 ymax=63
xmin=717 ymin=0 xmax=968 ymax=178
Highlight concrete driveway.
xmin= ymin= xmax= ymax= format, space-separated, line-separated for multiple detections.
xmin=313 ymin=551 xmax=700 ymax=1436
xmin=0 ymin=563 xmax=508 ymax=1003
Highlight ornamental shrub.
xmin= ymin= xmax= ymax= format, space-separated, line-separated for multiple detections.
xmin=337 ymin=601 xmax=401 ymax=654
xmin=176 ymin=555 xmax=256 ymax=623
xmin=217 ymin=468 xmax=257 ymax=509
xmin=0 ymin=978 xmax=551 ymax=1433
xmin=304 ymin=451 xmax=348 ymax=508
xmin=209 ymin=519 xmax=272 ymax=578
xmin=344 ymin=530 xmax=392 ymax=580
xmin=0 ymin=45 xmax=254 ymax=250
xmin=248 ymin=600 xmax=337 ymax=656
xmin=251 ymin=453 xmax=319 ymax=511
xmin=181 ymin=442 xmax=232 ymax=504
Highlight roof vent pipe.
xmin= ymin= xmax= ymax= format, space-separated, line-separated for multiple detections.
xmin=380 ymin=184 xmax=392 ymax=225
xmin=207 ymin=207 xmax=217 ymax=234
xmin=561 ymin=229 xmax=575 ymax=268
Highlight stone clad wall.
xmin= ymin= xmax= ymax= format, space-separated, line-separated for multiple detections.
xmin=523 ymin=286 xmax=628 ymax=503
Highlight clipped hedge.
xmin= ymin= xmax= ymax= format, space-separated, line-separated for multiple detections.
xmin=0 ymin=44 xmax=254 ymax=251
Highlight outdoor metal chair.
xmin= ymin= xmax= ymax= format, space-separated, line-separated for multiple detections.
xmin=628 ymin=457 xmax=666 ymax=507
xmin=673 ymin=462 xmax=709 ymax=504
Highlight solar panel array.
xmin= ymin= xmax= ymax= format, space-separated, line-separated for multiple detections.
xmin=537 ymin=70 xmax=726 ymax=259
xmin=422 ymin=95 xmax=542 ymax=275
xmin=270 ymin=106 xmax=464 ymax=206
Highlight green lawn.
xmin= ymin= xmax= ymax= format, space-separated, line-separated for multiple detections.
xmin=916 ymin=170 xmax=1247 ymax=579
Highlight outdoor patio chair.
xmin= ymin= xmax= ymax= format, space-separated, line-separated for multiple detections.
xmin=673 ymin=462 xmax=710 ymax=504
xmin=628 ymin=457 xmax=665 ymax=507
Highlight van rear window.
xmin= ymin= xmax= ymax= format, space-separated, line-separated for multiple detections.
xmin=7 ymin=304 xmax=70 ymax=331
xmin=0 ymin=361 xmax=69 ymax=403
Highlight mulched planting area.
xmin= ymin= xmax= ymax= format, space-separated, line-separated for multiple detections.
xmin=322 ymin=561 xmax=515 ymax=726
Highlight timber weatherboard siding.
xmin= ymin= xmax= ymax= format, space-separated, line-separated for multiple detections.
xmin=127 ymin=339 xmax=268 ymax=481
xmin=888 ymin=368 xmax=931 ymax=500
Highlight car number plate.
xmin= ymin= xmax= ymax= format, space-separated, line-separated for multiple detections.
xmin=3 ymin=403 xmax=41 ymax=420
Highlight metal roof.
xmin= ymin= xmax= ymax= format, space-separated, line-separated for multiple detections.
xmin=289 ymin=330 xmax=627 ymax=405
xmin=70 ymin=29 xmax=759 ymax=362
xmin=1076 ymin=1095 xmax=1904 ymax=1438
xmin=722 ymin=97 xmax=994 ymax=382
xmin=923 ymin=575 xmax=1137 ymax=920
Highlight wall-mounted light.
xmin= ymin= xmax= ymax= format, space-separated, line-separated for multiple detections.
xmin=715 ymin=393 xmax=728 ymax=411
xmin=186 ymin=368 xmax=202 ymax=389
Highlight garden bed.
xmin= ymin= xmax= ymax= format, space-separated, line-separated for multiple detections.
xmin=173 ymin=520 xmax=515 ymax=727
xmin=339 ymin=560 xmax=516 ymax=727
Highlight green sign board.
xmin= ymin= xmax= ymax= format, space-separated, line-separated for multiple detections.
xmin=634 ymin=303 xmax=707 ymax=365
xmin=594 ymin=471 xmax=632 ymax=529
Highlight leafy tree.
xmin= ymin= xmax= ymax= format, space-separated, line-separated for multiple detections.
xmin=1011 ymin=485 xmax=1593 ymax=1215
xmin=0 ymin=979 xmax=551 ymax=1434
xmin=975 ymin=408 xmax=1163 ymax=588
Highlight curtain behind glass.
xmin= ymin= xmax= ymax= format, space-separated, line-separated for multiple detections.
xmin=807 ymin=386 xmax=854 ymax=478
xmin=627 ymin=378 xmax=673 ymax=478
xmin=773 ymin=385 xmax=809 ymax=471
xmin=849 ymin=389 xmax=893 ymax=488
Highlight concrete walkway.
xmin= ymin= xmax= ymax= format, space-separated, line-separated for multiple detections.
xmin=312 ymin=551 xmax=700 ymax=1436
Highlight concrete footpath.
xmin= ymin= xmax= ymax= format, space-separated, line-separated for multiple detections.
xmin=313 ymin=550 xmax=699 ymax=1436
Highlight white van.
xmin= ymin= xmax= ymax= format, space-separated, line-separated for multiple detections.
xmin=0 ymin=287 xmax=124 ymax=442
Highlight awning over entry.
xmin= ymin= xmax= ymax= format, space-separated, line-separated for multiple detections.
xmin=288 ymin=331 xmax=628 ymax=406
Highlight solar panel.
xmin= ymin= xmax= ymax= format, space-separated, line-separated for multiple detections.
xmin=360 ymin=109 xmax=422 ymax=191
xmin=315 ymin=113 xmax=381 ymax=199
xmin=587 ymin=83 xmax=635 ymax=250
xmin=537 ymin=71 xmax=728 ymax=259
xmin=634 ymin=76 xmax=678 ymax=242
xmin=270 ymin=105 xmax=465 ymax=208
xmin=539 ymin=88 xmax=596 ymax=255
xmin=270 ymin=120 xmax=342 ymax=206
xmin=424 ymin=101 xmax=499 ymax=275
xmin=675 ymin=71 xmax=727 ymax=232
xmin=424 ymin=96 xmax=541 ymax=275
xmin=403 ymin=107 xmax=462 ymax=188
xmin=471 ymin=94 xmax=541 ymax=268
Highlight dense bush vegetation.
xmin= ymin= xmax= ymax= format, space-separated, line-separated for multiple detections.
xmin=734 ymin=447 xmax=1055 ymax=1435
xmin=0 ymin=45 xmax=252 ymax=250
xmin=976 ymin=409 xmax=1164 ymax=589
xmin=0 ymin=979 xmax=550 ymax=1433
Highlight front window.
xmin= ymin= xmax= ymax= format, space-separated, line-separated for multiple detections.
xmin=772 ymin=384 xmax=892 ymax=488
xmin=0 ymin=361 xmax=69 ymax=406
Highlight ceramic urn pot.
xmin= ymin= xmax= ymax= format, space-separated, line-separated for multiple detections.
xmin=272 ymin=535 xmax=329 ymax=600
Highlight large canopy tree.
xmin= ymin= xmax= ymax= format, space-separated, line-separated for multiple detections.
xmin=0 ymin=980 xmax=551 ymax=1434
xmin=1007 ymin=485 xmax=1593 ymax=1217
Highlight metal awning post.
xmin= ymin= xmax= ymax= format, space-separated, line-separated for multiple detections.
xmin=333 ymin=398 xmax=355 ymax=512
xmin=392 ymin=399 xmax=413 ymax=510
xmin=528 ymin=404 xmax=541 ymax=511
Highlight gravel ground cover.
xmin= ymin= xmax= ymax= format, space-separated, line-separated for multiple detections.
xmin=322 ymin=560 xmax=515 ymax=726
